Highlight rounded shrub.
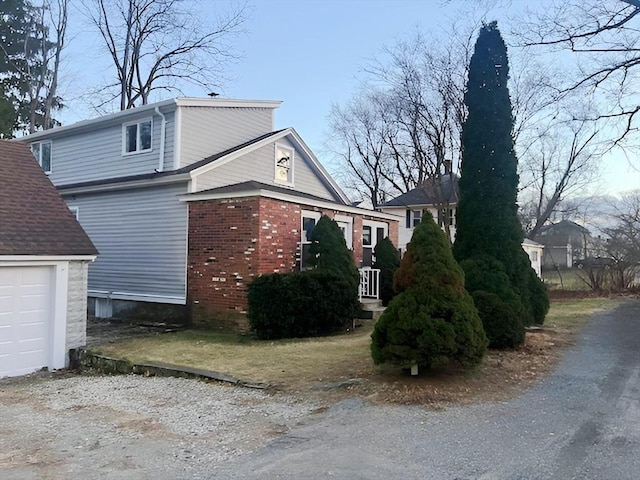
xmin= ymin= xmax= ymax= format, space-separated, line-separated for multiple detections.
xmin=248 ymin=270 xmax=358 ymax=340
xmin=371 ymin=212 xmax=487 ymax=371
xmin=459 ymin=255 xmax=525 ymax=349
xmin=372 ymin=236 xmax=401 ymax=306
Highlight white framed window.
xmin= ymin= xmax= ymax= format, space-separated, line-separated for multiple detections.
xmin=123 ymin=118 xmax=152 ymax=154
xmin=68 ymin=206 xmax=79 ymax=220
xmin=30 ymin=140 xmax=52 ymax=173
xmin=334 ymin=214 xmax=353 ymax=250
xmin=274 ymin=144 xmax=294 ymax=185
xmin=412 ymin=209 xmax=423 ymax=228
xmin=300 ymin=210 xmax=321 ymax=269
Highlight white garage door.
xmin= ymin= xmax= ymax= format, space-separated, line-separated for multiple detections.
xmin=0 ymin=266 xmax=52 ymax=378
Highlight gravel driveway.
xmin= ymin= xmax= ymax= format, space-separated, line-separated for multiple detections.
xmin=1 ymin=299 xmax=638 ymax=479
xmin=0 ymin=376 xmax=316 ymax=479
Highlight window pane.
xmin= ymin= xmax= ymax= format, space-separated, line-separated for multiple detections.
xmin=376 ymin=227 xmax=385 ymax=243
xmin=31 ymin=143 xmax=40 ymax=159
xmin=41 ymin=142 xmax=51 ymax=172
xmin=363 ymin=226 xmax=372 ymax=246
xmin=140 ymin=121 xmax=152 ymax=150
xmin=302 ymin=217 xmax=316 ymax=242
xmin=126 ymin=124 xmax=137 ymax=152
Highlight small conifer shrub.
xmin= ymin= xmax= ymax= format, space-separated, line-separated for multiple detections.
xmin=372 ymin=236 xmax=401 ymax=306
xmin=371 ymin=212 xmax=487 ymax=372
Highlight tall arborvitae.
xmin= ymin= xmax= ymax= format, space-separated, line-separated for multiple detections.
xmin=453 ymin=22 xmax=548 ymax=345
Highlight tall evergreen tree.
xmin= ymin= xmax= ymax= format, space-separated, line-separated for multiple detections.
xmin=453 ymin=22 xmax=548 ymax=340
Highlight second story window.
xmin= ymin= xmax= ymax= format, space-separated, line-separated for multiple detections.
xmin=123 ymin=119 xmax=152 ymax=154
xmin=31 ymin=141 xmax=52 ymax=173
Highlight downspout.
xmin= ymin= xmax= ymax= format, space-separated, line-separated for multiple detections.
xmin=154 ymin=106 xmax=167 ymax=172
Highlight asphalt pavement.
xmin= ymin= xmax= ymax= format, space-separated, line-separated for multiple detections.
xmin=211 ymin=299 xmax=640 ymax=480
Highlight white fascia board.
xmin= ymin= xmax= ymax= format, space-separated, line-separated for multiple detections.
xmin=58 ymin=173 xmax=191 ymax=195
xmin=0 ymin=255 xmax=97 ymax=263
xmin=88 ymin=289 xmax=186 ymax=304
xmin=189 ymin=129 xmax=291 ymax=178
xmin=286 ymin=128 xmax=351 ymax=205
xmin=14 ymin=99 xmax=178 ymax=142
xmin=179 ymin=188 xmax=402 ymax=221
xmin=175 ymin=98 xmax=282 ymax=109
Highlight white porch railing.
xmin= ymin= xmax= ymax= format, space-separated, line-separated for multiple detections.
xmin=359 ymin=267 xmax=380 ymax=300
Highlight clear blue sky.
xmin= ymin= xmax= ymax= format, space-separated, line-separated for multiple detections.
xmin=58 ymin=0 xmax=639 ymax=195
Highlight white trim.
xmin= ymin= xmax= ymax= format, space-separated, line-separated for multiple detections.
xmin=174 ymin=98 xmax=281 ymax=109
xmin=1 ymin=255 xmax=97 ymax=263
xmin=179 ymin=188 xmax=402 ymax=221
xmin=122 ymin=117 xmax=153 ymax=155
xmin=274 ymin=143 xmax=294 ymax=186
xmin=334 ymin=214 xmax=354 ymax=249
xmin=68 ymin=205 xmax=79 ymax=220
xmin=51 ymin=261 xmax=69 ymax=369
xmin=154 ymin=107 xmax=166 ymax=172
xmin=173 ymin=105 xmax=182 ymax=170
xmin=58 ymin=172 xmax=191 ymax=195
xmin=88 ymin=289 xmax=186 ymax=304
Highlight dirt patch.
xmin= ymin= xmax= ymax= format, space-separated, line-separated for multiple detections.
xmin=307 ymin=326 xmax=575 ymax=407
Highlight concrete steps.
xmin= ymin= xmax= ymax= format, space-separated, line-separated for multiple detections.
xmin=358 ymin=298 xmax=386 ymax=322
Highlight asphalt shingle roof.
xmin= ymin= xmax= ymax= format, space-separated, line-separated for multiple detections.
xmin=0 ymin=140 xmax=98 ymax=256
xmin=380 ymin=174 xmax=459 ymax=207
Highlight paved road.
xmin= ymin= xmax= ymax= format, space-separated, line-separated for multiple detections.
xmin=212 ymin=299 xmax=640 ymax=480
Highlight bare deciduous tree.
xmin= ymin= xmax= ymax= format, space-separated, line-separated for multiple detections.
xmin=602 ymin=191 xmax=640 ymax=289
xmin=516 ymin=0 xmax=640 ymax=147
xmin=519 ymin=116 xmax=603 ymax=239
xmin=83 ymin=0 xmax=248 ymax=111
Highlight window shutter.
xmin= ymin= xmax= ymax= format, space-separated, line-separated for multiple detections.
xmin=406 ymin=210 xmax=411 ymax=228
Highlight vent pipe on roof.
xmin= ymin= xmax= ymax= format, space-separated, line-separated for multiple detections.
xmin=154 ymin=106 xmax=166 ymax=173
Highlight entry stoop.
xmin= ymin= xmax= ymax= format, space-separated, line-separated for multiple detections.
xmin=358 ymin=298 xmax=386 ymax=322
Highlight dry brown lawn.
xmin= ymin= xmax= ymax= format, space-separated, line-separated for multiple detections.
xmin=93 ymin=297 xmax=620 ymax=407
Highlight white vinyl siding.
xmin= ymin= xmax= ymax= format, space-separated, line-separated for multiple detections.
xmin=39 ymin=110 xmax=174 ymax=186
xmin=178 ymin=106 xmax=274 ymax=168
xmin=194 ymin=139 xmax=340 ymax=201
xmin=63 ymin=183 xmax=188 ymax=302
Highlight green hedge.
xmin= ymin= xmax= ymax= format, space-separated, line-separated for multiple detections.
xmin=247 ymin=270 xmax=359 ymax=339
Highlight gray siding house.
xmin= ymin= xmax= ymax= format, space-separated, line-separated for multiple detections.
xmin=17 ymin=98 xmax=398 ymax=322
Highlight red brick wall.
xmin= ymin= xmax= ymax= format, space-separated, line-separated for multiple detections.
xmin=187 ymin=198 xmax=261 ymax=329
xmin=187 ymin=195 xmax=399 ymax=330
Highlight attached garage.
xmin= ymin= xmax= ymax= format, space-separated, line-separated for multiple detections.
xmin=0 ymin=141 xmax=97 ymax=378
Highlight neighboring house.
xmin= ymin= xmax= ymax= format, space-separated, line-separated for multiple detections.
xmin=378 ymin=173 xmax=459 ymax=251
xmin=0 ymin=141 xmax=97 ymax=378
xmin=16 ymin=98 xmax=398 ymax=329
xmin=522 ymin=238 xmax=544 ymax=278
xmin=379 ymin=175 xmax=544 ymax=278
xmin=535 ymin=220 xmax=591 ymax=269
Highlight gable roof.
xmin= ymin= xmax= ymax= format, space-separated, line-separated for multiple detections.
xmin=180 ymin=181 xmax=399 ymax=221
xmin=57 ymin=128 xmax=352 ymax=206
xmin=57 ymin=129 xmax=287 ymax=192
xmin=0 ymin=141 xmax=98 ymax=256
xmin=380 ymin=174 xmax=459 ymax=208
xmin=537 ymin=220 xmax=590 ymax=236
